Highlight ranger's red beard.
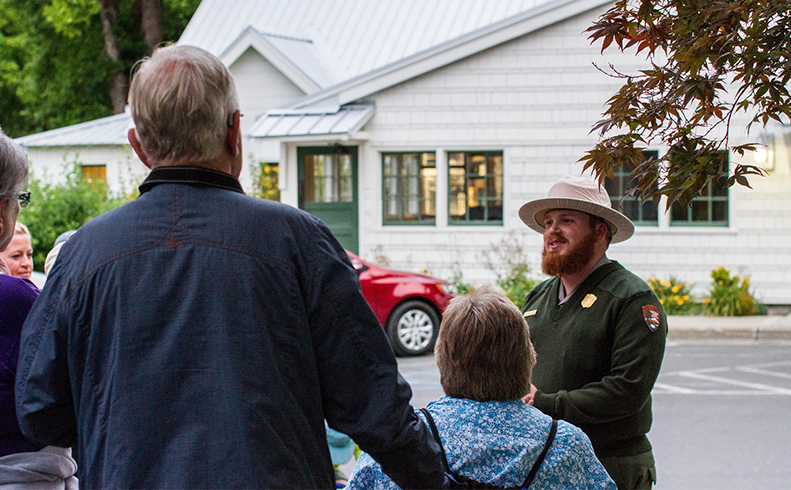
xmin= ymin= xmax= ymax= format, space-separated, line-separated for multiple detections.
xmin=541 ymin=228 xmax=598 ymax=277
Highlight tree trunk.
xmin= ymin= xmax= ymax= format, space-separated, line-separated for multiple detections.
xmin=96 ymin=0 xmax=126 ymax=114
xmin=141 ymin=0 xmax=163 ymax=52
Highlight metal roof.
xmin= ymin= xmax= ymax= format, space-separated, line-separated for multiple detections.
xmin=20 ymin=0 xmax=585 ymax=147
xmin=260 ymin=31 xmax=339 ymax=89
xmin=180 ymin=0 xmax=555 ymax=80
xmin=249 ymin=104 xmax=375 ymax=139
xmin=15 ymin=112 xmax=132 ymax=147
xmin=221 ymin=28 xmax=340 ymax=90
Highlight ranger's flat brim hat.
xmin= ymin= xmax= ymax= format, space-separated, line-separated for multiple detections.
xmin=519 ymin=175 xmax=635 ymax=244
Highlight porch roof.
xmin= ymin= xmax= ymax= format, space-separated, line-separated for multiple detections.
xmin=249 ymin=104 xmax=374 ymax=140
xmin=15 ymin=112 xmax=132 ymax=148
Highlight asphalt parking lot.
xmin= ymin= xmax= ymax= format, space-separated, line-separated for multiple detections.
xmin=652 ymin=341 xmax=791 ymax=489
xmin=397 ymin=339 xmax=791 ymax=490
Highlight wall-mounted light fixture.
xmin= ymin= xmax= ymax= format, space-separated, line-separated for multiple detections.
xmin=755 ymin=132 xmax=774 ymax=171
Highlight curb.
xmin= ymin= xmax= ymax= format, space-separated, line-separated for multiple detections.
xmin=667 ymin=314 xmax=791 ymax=341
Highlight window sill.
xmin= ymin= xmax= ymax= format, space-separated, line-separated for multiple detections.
xmin=383 ymin=221 xmax=436 ymax=226
xmin=634 ymin=225 xmax=737 ymax=235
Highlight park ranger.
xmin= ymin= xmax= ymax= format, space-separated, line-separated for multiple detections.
xmin=520 ymin=175 xmax=667 ymax=490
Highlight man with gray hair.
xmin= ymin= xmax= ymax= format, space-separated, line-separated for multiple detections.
xmin=16 ymin=45 xmax=446 ymax=489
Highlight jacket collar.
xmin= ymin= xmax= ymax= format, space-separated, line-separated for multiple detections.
xmin=138 ymin=166 xmax=245 ymax=195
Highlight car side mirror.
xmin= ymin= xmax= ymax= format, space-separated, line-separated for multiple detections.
xmin=351 ymin=258 xmax=367 ymax=274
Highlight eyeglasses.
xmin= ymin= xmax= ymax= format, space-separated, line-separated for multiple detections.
xmin=18 ymin=191 xmax=31 ymax=208
xmin=226 ymin=111 xmax=244 ymax=127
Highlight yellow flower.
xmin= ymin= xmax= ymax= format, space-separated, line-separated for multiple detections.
xmin=659 ymin=299 xmax=665 ymax=304
xmin=660 ymin=281 xmax=671 ymax=288
xmin=683 ymin=295 xmax=690 ymax=301
xmin=672 ymin=285 xmax=681 ymax=293
xmin=702 ymin=298 xmax=711 ymax=304
xmin=677 ymin=299 xmax=684 ymax=305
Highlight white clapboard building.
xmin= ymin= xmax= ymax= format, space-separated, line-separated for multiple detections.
xmin=16 ymin=0 xmax=791 ymax=305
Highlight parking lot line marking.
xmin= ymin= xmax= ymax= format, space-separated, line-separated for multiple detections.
xmin=678 ymin=372 xmax=791 ymax=395
xmin=653 ymin=389 xmax=786 ymax=395
xmin=743 ymin=361 xmax=791 ymax=368
xmin=736 ymin=366 xmax=791 ymax=379
xmin=661 ymin=366 xmax=730 ymax=376
xmin=653 ymin=383 xmax=696 ymax=394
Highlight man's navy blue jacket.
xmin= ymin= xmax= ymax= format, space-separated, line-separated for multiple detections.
xmin=15 ymin=167 xmax=445 ymax=489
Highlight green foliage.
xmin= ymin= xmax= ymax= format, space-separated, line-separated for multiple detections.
xmin=22 ymin=159 xmax=130 ymax=272
xmin=0 ymin=0 xmax=114 ymax=136
xmin=43 ymin=0 xmax=99 ymax=37
xmin=249 ymin=160 xmax=281 ymax=201
xmin=448 ymin=262 xmax=474 ymax=296
xmin=582 ymin=0 xmax=790 ymax=207
xmin=0 ymin=0 xmax=201 ymax=137
xmin=704 ymin=267 xmax=760 ymax=316
xmin=646 ymin=276 xmax=700 ymax=315
xmin=481 ymin=231 xmax=538 ymax=307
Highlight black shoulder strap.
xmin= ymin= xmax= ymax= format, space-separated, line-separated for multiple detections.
xmin=420 ymin=408 xmax=451 ymax=473
xmin=420 ymin=409 xmax=557 ymax=490
xmin=521 ymin=419 xmax=557 ymax=489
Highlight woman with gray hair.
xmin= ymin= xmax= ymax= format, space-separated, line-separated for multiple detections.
xmin=348 ymin=286 xmax=615 ymax=489
xmin=0 ymin=129 xmax=77 ymax=489
xmin=0 ymin=130 xmax=29 ymax=265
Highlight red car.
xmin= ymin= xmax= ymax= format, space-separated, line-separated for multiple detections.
xmin=347 ymin=251 xmax=453 ymax=356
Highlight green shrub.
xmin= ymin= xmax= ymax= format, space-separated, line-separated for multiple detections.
xmin=496 ymin=262 xmax=537 ymax=308
xmin=481 ymin=231 xmax=537 ymax=307
xmin=22 ymin=160 xmax=130 ymax=272
xmin=647 ymin=276 xmax=700 ymax=315
xmin=449 ymin=261 xmax=474 ymax=296
xmin=250 ymin=160 xmax=280 ymax=201
xmin=704 ymin=267 xmax=760 ymax=316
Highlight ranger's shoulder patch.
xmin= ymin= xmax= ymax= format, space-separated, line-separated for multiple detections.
xmin=642 ymin=304 xmax=661 ymax=332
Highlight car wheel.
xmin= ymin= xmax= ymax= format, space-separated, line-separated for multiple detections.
xmin=386 ymin=300 xmax=440 ymax=356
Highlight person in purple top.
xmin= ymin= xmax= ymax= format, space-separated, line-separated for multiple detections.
xmin=0 ymin=129 xmax=39 ymax=454
xmin=0 ymin=273 xmax=40 ymax=456
xmin=0 ymin=129 xmax=77 ymax=488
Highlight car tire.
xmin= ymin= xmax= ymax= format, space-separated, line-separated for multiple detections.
xmin=386 ymin=300 xmax=440 ymax=357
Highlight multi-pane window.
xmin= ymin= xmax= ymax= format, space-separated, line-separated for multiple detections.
xmin=383 ymin=152 xmax=436 ymax=224
xmin=448 ymin=151 xmax=503 ymax=224
xmin=303 ymin=153 xmax=352 ymax=203
xmin=670 ymin=152 xmax=729 ymax=226
xmin=604 ymin=150 xmax=659 ymax=226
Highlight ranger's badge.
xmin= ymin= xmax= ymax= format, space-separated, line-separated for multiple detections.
xmin=581 ymin=294 xmax=597 ymax=308
xmin=642 ymin=305 xmax=661 ymax=332
xmin=523 ymin=310 xmax=537 ymax=317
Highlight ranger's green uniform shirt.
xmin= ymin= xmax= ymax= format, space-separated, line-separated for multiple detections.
xmin=522 ymin=261 xmax=667 ymax=458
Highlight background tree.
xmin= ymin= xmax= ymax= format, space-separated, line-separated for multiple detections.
xmin=0 ymin=0 xmax=200 ymax=137
xmin=582 ymin=0 xmax=789 ymax=207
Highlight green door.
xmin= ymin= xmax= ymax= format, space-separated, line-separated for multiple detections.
xmin=298 ymin=146 xmax=359 ymax=253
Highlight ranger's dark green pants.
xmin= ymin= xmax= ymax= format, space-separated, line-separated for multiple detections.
xmin=599 ymin=451 xmax=657 ymax=489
